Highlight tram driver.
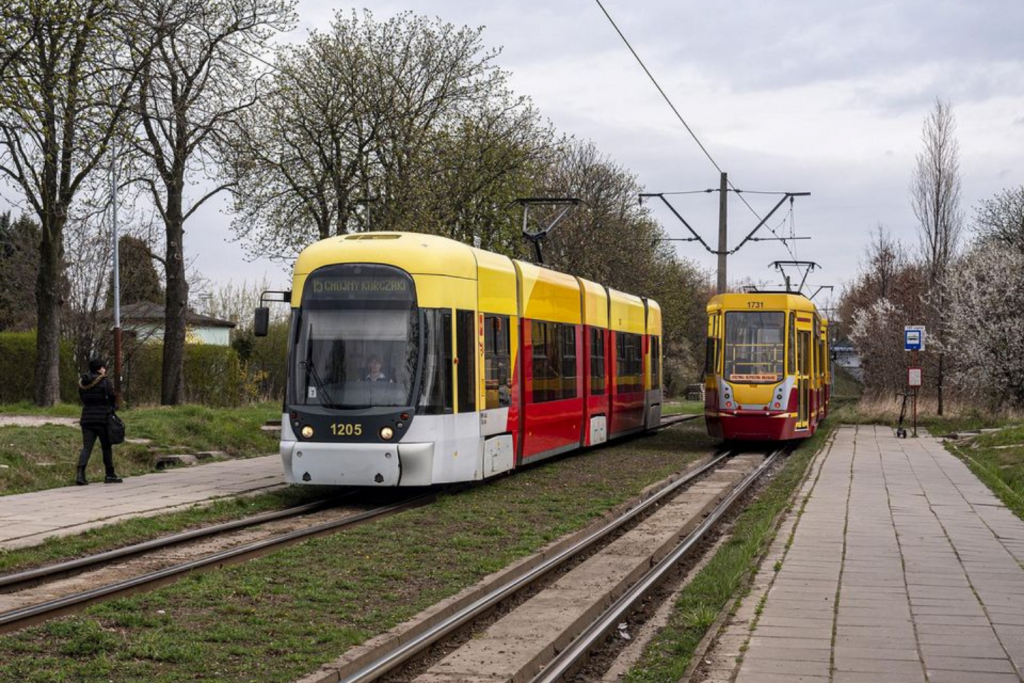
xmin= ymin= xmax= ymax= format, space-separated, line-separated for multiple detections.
xmin=363 ymin=354 xmax=391 ymax=383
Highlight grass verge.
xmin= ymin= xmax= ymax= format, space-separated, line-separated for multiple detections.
xmin=945 ymin=425 xmax=1024 ymax=521
xmin=0 ymin=404 xmax=279 ymax=496
xmin=662 ymin=400 xmax=703 ymax=416
xmin=0 ymin=424 xmax=717 ymax=683
xmin=620 ymin=426 xmax=832 ymax=683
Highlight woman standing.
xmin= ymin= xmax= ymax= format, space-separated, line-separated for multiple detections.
xmin=76 ymin=358 xmax=122 ymax=485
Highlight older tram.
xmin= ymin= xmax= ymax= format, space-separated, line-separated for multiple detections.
xmin=704 ymin=292 xmax=830 ymax=441
xmin=258 ymin=232 xmax=663 ymax=486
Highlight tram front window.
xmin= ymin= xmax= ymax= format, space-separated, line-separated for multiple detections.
xmin=724 ymin=311 xmax=785 ymax=383
xmin=293 ymin=265 xmax=418 ymax=409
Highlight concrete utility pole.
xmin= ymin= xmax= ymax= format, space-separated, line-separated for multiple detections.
xmin=717 ymin=172 xmax=728 ymax=294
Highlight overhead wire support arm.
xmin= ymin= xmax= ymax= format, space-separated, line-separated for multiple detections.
xmin=730 ymin=192 xmax=811 ymax=255
xmin=638 ymin=193 xmax=715 ymax=253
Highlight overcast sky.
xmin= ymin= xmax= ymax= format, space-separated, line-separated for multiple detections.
xmin=7 ymin=1 xmax=1023 ymax=305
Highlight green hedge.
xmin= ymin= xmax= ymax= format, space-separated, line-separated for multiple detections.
xmin=0 ymin=332 xmax=78 ymax=403
xmin=123 ymin=343 xmax=246 ymax=407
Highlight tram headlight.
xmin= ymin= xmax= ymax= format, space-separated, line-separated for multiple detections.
xmin=301 ymin=425 xmax=314 ymax=439
xmin=380 ymin=426 xmax=394 ymax=441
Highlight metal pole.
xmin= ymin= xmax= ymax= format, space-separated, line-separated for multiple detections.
xmin=110 ymin=137 xmax=122 ymax=402
xmin=717 ymin=172 xmax=727 ymax=293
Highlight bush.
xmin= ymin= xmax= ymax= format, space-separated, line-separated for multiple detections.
xmin=123 ymin=343 xmax=246 ymax=407
xmin=0 ymin=332 xmax=78 ymax=403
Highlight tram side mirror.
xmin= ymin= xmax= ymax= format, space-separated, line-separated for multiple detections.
xmin=254 ymin=307 xmax=270 ymax=337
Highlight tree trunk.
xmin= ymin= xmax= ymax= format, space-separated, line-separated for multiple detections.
xmin=33 ymin=216 xmax=65 ymax=406
xmin=160 ymin=187 xmax=188 ymax=405
xmin=937 ymin=351 xmax=944 ymax=416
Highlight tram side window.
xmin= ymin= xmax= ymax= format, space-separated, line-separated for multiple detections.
xmin=531 ymin=321 xmax=577 ymax=402
xmin=484 ymin=315 xmax=511 ymax=409
xmin=590 ymin=328 xmax=605 ymax=395
xmin=418 ymin=309 xmax=453 ymax=414
xmin=651 ymin=336 xmax=661 ymax=389
xmin=616 ymin=332 xmax=642 ymax=393
xmin=788 ymin=313 xmax=796 ymax=377
xmin=456 ymin=310 xmax=476 ymax=413
xmin=561 ymin=325 xmax=577 ymax=399
xmin=705 ymin=315 xmax=719 ymax=376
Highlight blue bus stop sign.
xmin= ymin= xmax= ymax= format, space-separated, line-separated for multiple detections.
xmin=904 ymin=326 xmax=925 ymax=351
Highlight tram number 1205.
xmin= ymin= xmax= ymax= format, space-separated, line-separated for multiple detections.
xmin=331 ymin=423 xmax=363 ymax=437
xmin=747 ymin=301 xmax=764 ymax=309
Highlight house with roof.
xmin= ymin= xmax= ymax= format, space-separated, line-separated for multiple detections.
xmin=105 ymin=302 xmax=237 ymax=346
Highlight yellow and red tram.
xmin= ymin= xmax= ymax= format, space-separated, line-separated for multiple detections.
xmin=268 ymin=232 xmax=662 ymax=486
xmin=704 ymin=292 xmax=830 ymax=441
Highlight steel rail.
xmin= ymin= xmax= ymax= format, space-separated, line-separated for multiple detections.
xmin=654 ymin=413 xmax=701 ymax=430
xmin=0 ymin=494 xmax=357 ymax=592
xmin=336 ymin=449 xmax=734 ymax=683
xmin=530 ymin=446 xmax=786 ymax=683
xmin=0 ymin=494 xmax=434 ymax=634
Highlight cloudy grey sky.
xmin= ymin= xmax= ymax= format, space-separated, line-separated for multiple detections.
xmin=9 ymin=1 xmax=1023 ymax=301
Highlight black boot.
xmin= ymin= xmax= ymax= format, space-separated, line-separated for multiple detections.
xmin=75 ymin=467 xmax=88 ymax=486
xmin=104 ymin=472 xmax=123 ymax=483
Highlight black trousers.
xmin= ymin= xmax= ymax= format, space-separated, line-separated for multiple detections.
xmin=78 ymin=424 xmax=115 ymax=475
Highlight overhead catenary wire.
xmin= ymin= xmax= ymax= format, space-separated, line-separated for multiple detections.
xmin=593 ymin=0 xmax=798 ymax=260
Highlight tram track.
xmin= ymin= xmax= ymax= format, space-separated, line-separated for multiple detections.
xmin=0 ymin=492 xmax=434 ymax=635
xmin=0 ymin=414 xmax=703 ymax=637
xmin=324 ymin=445 xmax=784 ymax=683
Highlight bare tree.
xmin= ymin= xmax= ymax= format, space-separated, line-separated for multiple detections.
xmin=910 ymin=98 xmax=963 ymax=415
xmin=975 ymin=185 xmax=1024 ymax=253
xmin=0 ymin=0 xmax=138 ymax=405
xmin=122 ymin=0 xmax=295 ymax=404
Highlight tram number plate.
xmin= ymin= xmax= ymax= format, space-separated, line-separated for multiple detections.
xmin=331 ymin=423 xmax=363 ymax=437
xmin=747 ymin=301 xmax=764 ymax=309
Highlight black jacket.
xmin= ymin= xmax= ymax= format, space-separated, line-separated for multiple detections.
xmin=79 ymin=373 xmax=117 ymax=427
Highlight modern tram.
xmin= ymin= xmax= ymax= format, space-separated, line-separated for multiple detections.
xmin=704 ymin=292 xmax=830 ymax=441
xmin=257 ymin=232 xmax=663 ymax=486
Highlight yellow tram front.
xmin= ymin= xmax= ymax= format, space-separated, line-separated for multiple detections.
xmin=704 ymin=293 xmax=828 ymax=441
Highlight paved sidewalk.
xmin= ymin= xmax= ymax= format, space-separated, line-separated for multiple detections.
xmin=703 ymin=425 xmax=1024 ymax=683
xmin=0 ymin=455 xmax=284 ymax=550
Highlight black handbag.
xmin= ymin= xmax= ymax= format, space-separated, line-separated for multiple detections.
xmin=108 ymin=412 xmax=126 ymax=445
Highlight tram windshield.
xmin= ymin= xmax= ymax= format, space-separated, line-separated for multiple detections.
xmin=292 ymin=265 xmax=418 ymax=409
xmin=724 ymin=311 xmax=785 ymax=383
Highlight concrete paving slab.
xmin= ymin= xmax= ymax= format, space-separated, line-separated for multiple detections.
xmin=697 ymin=425 xmax=1024 ymax=683
xmin=0 ymin=454 xmax=283 ymax=549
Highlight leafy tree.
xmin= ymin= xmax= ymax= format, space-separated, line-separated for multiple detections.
xmin=0 ymin=212 xmax=41 ymax=331
xmin=122 ymin=0 xmax=295 ymax=404
xmin=222 ymin=10 xmax=517 ymax=259
xmin=106 ymin=235 xmax=163 ymax=307
xmin=0 ymin=0 xmax=138 ymax=405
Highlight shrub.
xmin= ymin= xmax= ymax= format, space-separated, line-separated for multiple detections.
xmin=122 ymin=343 xmax=245 ymax=407
xmin=0 ymin=332 xmax=78 ymax=403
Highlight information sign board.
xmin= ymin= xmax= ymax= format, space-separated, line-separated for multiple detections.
xmin=908 ymin=367 xmax=922 ymax=387
xmin=904 ymin=325 xmax=926 ymax=351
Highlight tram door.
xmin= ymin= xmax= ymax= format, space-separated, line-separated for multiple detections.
xmin=796 ymin=330 xmax=811 ymax=430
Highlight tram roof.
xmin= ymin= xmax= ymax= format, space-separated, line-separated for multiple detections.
xmin=294 ymin=232 xmax=483 ymax=281
xmin=707 ymin=292 xmax=821 ymax=316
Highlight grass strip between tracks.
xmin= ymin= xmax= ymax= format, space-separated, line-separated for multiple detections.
xmin=620 ymin=425 xmax=832 ymax=683
xmin=0 ymin=424 xmax=715 ymax=683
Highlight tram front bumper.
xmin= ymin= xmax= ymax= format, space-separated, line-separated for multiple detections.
xmin=281 ymin=441 xmax=404 ymax=486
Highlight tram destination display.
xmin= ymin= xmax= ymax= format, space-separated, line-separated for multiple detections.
xmin=306 ymin=265 xmax=415 ymax=302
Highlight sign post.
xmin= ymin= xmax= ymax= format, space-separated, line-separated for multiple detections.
xmin=904 ymin=326 xmax=926 ymax=438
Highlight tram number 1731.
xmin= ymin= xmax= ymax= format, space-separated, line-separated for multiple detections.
xmin=331 ymin=423 xmax=363 ymax=437
xmin=747 ymin=301 xmax=764 ymax=309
